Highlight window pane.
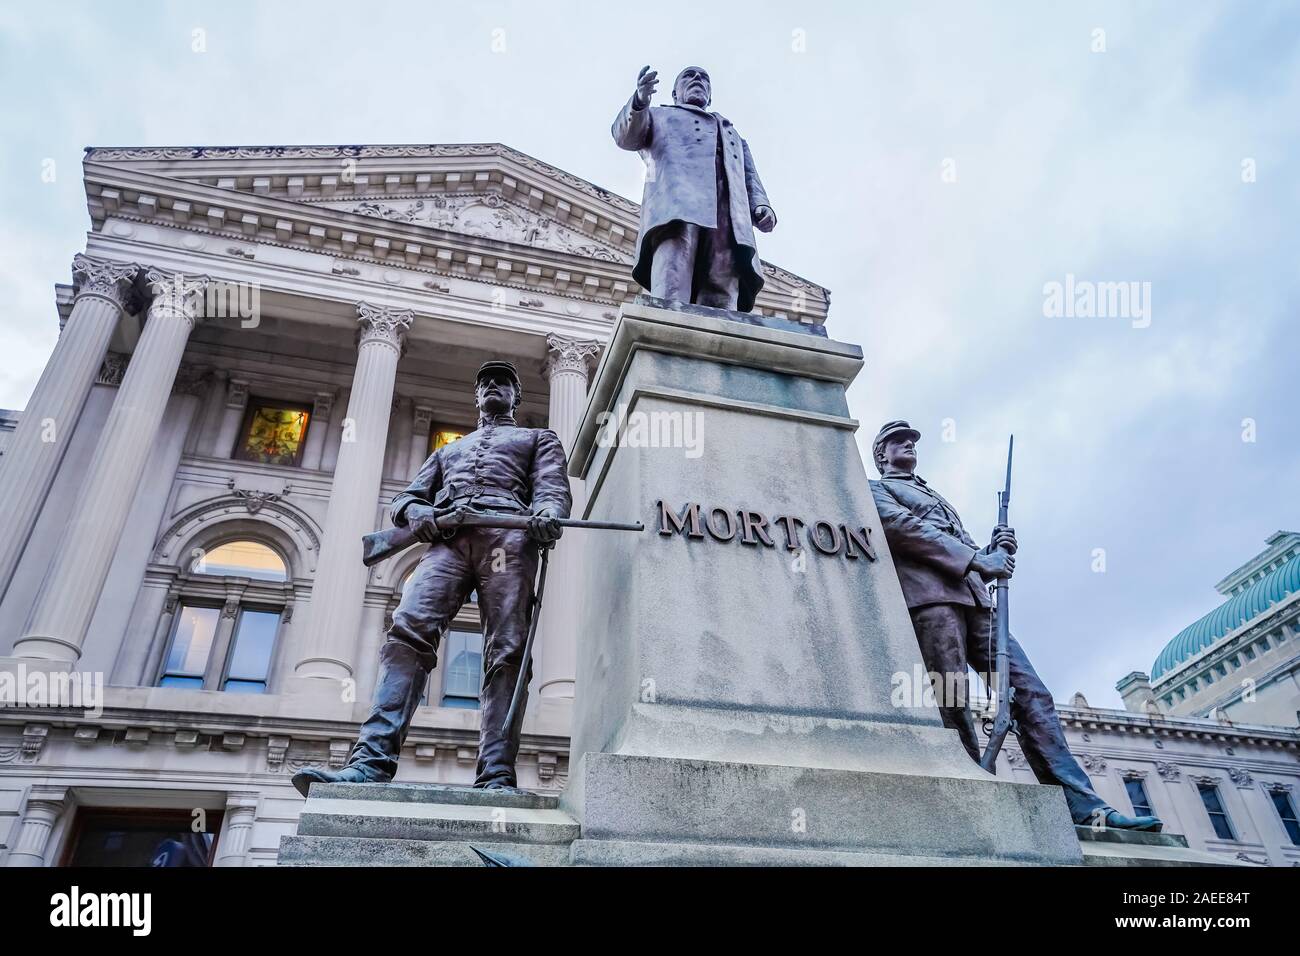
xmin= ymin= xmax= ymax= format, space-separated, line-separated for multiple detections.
xmin=197 ymin=541 xmax=287 ymax=581
xmin=430 ymin=425 xmax=467 ymax=455
xmin=224 ymin=609 xmax=280 ymax=691
xmin=442 ymin=629 xmax=483 ymax=708
xmin=236 ymin=402 xmax=310 ymax=466
xmin=67 ymin=811 xmax=216 ymax=867
xmin=1270 ymin=791 xmax=1300 ymax=846
xmin=1124 ymin=778 xmax=1153 ymax=817
xmin=1198 ymin=784 xmax=1236 ymax=840
xmin=161 ymin=605 xmax=219 ymax=685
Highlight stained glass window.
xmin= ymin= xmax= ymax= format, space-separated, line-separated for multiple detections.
xmin=430 ymin=424 xmax=467 ymax=455
xmin=235 ymin=400 xmax=311 ymax=466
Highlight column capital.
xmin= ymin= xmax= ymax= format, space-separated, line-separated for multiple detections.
xmin=71 ymin=254 xmax=140 ymax=312
xmin=412 ymin=403 xmax=435 ymax=429
xmin=356 ymin=302 xmax=413 ymax=353
xmin=544 ymin=333 xmax=601 ymax=379
xmin=312 ymin=389 xmax=337 ymax=416
xmin=145 ymin=267 xmax=211 ymax=326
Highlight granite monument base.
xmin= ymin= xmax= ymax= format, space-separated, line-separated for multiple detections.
xmin=553 ymin=299 xmax=1084 ymax=865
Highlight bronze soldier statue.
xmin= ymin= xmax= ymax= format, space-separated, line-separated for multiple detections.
xmin=612 ymin=65 xmax=776 ymax=313
xmin=292 ymin=361 xmax=571 ymax=797
xmin=869 ymin=421 xmax=1161 ymax=831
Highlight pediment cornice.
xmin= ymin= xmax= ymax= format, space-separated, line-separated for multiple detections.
xmin=81 ymin=143 xmax=830 ymax=321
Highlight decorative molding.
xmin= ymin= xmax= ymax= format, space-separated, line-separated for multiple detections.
xmin=1121 ymin=769 xmax=1148 ymax=780
xmin=152 ymin=493 xmax=322 ymax=571
xmin=356 ymin=301 xmax=413 ymax=353
xmin=422 ymin=279 xmax=449 ymax=293
xmin=71 ymin=253 xmax=139 ymax=311
xmin=144 ymin=267 xmax=211 ymax=325
xmin=339 ymin=194 xmax=630 ymax=263
xmin=544 ymin=333 xmax=601 ymax=378
xmin=1079 ymin=753 xmax=1107 ymax=773
xmin=1004 ymin=749 xmax=1027 ymax=769
xmin=21 ymin=723 xmax=50 ymax=763
xmin=172 ymin=362 xmax=210 ymax=397
xmin=1264 ymin=782 xmax=1293 ymax=794
xmin=1156 ymin=761 xmax=1181 ymax=780
xmin=97 ymin=351 xmax=129 ymax=387
xmin=266 ymin=735 xmax=291 ymax=772
xmin=328 ymin=739 xmax=351 ymax=769
xmin=1228 ymin=767 xmax=1254 ymax=788
xmin=226 ymin=478 xmax=293 ymax=515
xmin=1188 ymin=773 xmax=1221 ymax=786
xmin=226 ymin=378 xmax=250 ymax=409
xmin=312 ymin=391 xmax=336 ymax=420
xmin=519 ymin=297 xmax=545 ymax=309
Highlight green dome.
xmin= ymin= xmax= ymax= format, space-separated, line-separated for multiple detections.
xmin=1153 ymin=552 xmax=1300 ymax=680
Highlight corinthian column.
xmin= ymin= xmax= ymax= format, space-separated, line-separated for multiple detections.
xmin=14 ymin=269 xmax=209 ymax=662
xmin=0 ymin=255 xmax=138 ymax=603
xmin=294 ymin=303 xmax=412 ymax=681
xmin=536 ymin=334 xmax=600 ymax=698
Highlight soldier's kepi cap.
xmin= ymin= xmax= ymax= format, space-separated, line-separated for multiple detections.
xmin=872 ymin=420 xmax=921 ymax=471
xmin=475 ymin=360 xmax=522 ymax=400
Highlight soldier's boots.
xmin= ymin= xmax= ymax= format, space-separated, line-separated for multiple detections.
xmin=1097 ymin=808 xmax=1164 ymax=832
xmin=291 ymin=641 xmax=430 ymax=799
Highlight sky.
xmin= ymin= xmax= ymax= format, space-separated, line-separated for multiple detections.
xmin=2 ymin=1 xmax=1297 ymax=707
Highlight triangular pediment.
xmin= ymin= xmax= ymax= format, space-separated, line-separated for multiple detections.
xmin=316 ymin=194 xmax=631 ymax=264
xmin=81 ymin=142 xmax=830 ymax=321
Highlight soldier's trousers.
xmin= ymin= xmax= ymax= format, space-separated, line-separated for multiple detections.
xmin=909 ymin=603 xmax=1108 ymax=825
xmin=346 ymin=526 xmax=540 ymax=788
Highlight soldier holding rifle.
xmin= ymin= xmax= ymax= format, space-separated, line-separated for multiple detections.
xmin=294 ymin=361 xmax=573 ymax=797
xmin=868 ymin=420 xmax=1160 ymax=831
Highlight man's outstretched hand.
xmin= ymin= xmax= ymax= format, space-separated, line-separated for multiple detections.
xmin=632 ymin=65 xmax=658 ymax=110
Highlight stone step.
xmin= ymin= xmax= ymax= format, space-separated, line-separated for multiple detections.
xmin=568 ymin=838 xmax=1031 ymax=867
xmin=296 ymin=797 xmax=580 ymax=845
xmin=1074 ymin=825 xmax=1190 ymax=848
xmin=279 ymin=835 xmax=569 ymax=867
xmin=303 ymin=781 xmax=559 ymax=811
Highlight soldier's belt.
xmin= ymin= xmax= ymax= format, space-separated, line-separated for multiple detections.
xmin=362 ymin=512 xmax=645 ymax=567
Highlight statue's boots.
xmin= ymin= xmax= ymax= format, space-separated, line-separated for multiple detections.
xmin=1097 ymin=808 xmax=1163 ymax=832
xmin=938 ymin=705 xmax=982 ymax=764
xmin=291 ymin=642 xmax=429 ymax=798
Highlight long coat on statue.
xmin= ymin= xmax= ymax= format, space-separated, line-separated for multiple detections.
xmin=612 ymin=94 xmax=772 ymax=313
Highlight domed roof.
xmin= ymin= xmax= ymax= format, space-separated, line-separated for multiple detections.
xmin=1153 ymin=552 xmax=1300 ymax=680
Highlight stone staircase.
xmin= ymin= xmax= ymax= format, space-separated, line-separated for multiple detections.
xmin=278 ymin=782 xmax=579 ymax=867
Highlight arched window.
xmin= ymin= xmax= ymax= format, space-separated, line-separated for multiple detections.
xmin=195 ymin=541 xmax=287 ymax=581
xmin=158 ymin=538 xmax=292 ymax=693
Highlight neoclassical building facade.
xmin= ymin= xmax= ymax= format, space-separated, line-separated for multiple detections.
xmin=0 ymin=143 xmax=827 ymax=865
xmin=0 ymin=144 xmax=1295 ymax=866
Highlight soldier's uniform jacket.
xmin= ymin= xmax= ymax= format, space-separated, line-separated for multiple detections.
xmin=869 ymin=471 xmax=993 ymax=610
xmin=612 ymin=94 xmax=771 ymax=312
xmin=391 ymin=412 xmax=572 ymax=526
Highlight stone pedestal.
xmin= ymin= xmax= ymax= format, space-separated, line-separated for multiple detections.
xmin=557 ymin=299 xmax=1083 ymax=865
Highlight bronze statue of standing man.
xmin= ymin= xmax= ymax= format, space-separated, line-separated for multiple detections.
xmin=869 ymin=421 xmax=1161 ymax=831
xmin=613 ymin=66 xmax=776 ymax=313
xmin=293 ymin=361 xmax=571 ymax=797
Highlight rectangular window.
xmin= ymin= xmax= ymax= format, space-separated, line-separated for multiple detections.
xmin=222 ymin=608 xmax=280 ymax=693
xmin=1197 ymin=783 xmax=1236 ymax=840
xmin=429 ymin=424 xmax=467 ymax=455
xmin=1270 ymin=790 xmax=1300 ymax=846
xmin=1124 ymin=777 xmax=1153 ymax=818
xmin=441 ymin=628 xmax=484 ymax=709
xmin=159 ymin=604 xmax=220 ymax=688
xmin=62 ymin=809 xmax=221 ymax=867
xmin=235 ymin=399 xmax=311 ymax=467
